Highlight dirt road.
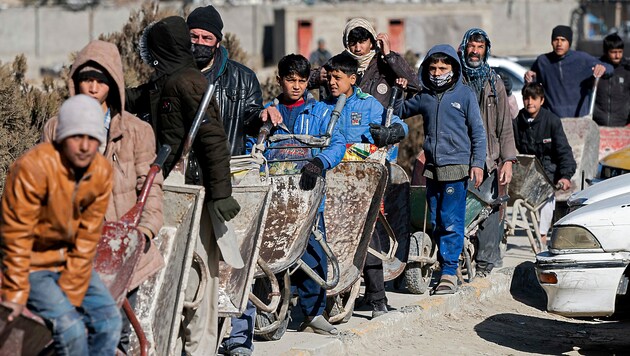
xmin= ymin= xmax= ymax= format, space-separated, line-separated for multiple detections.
xmin=346 ymin=264 xmax=630 ymax=356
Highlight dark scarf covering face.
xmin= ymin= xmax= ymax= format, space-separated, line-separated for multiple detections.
xmin=139 ymin=16 xmax=196 ymax=79
xmin=458 ymin=28 xmax=497 ymax=101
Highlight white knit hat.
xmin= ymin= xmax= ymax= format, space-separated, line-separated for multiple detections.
xmin=55 ymin=94 xmax=106 ymax=144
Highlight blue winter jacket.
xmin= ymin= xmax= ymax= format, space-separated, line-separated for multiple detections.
xmin=397 ymin=44 xmax=486 ymax=169
xmin=316 ymin=86 xmax=408 ymax=144
xmin=532 ymin=50 xmax=613 ymax=118
xmin=267 ymin=94 xmax=347 ymax=170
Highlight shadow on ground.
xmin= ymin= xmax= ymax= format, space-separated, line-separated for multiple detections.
xmin=476 ymin=261 xmax=630 ymax=355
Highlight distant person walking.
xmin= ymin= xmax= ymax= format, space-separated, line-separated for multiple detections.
xmin=524 ymin=25 xmax=613 ymax=118
xmin=593 ymin=33 xmax=630 ymax=126
xmin=309 ymin=38 xmax=332 ymax=67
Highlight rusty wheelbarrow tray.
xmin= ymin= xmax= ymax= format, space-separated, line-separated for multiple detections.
xmin=218 ymin=166 xmax=272 ymax=317
xmin=252 ymin=174 xmax=342 ymax=340
xmin=322 ymin=161 xmax=388 ymax=323
xmin=130 ymin=183 xmax=205 ymax=356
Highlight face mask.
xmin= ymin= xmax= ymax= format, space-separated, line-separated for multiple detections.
xmin=430 ymin=71 xmax=453 ymax=87
xmin=191 ymin=44 xmax=217 ymax=69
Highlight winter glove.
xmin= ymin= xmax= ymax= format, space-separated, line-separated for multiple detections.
xmin=212 ymin=196 xmax=241 ymax=222
xmin=369 ymin=123 xmax=406 ymax=148
xmin=299 ymin=157 xmax=324 ymax=191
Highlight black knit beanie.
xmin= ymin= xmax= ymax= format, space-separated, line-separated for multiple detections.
xmin=187 ymin=5 xmax=223 ymax=42
xmin=551 ymin=25 xmax=572 ymax=46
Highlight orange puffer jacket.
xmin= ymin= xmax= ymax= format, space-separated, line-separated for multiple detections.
xmin=1 ymin=143 xmax=113 ymax=307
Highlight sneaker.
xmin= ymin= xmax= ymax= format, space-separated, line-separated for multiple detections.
xmin=298 ymin=315 xmax=338 ymax=335
xmin=370 ymin=299 xmax=388 ymax=319
xmin=227 ymin=346 xmax=252 ymax=356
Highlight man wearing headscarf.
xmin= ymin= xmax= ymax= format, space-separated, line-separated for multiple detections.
xmin=458 ymin=28 xmax=517 ymax=278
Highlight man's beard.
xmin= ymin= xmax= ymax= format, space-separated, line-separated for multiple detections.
xmin=192 ymin=44 xmax=217 ymax=69
xmin=466 ymin=54 xmax=483 ymax=68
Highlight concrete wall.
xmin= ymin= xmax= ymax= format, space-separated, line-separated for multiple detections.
xmin=274 ymin=0 xmax=579 ymax=64
xmin=0 ymin=0 xmax=579 ymax=81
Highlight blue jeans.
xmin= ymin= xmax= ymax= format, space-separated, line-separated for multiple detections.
xmin=426 ymin=178 xmax=467 ymax=276
xmin=224 ymin=299 xmax=256 ymax=351
xmin=27 ymin=270 xmax=122 ymax=356
xmin=292 ymin=211 xmax=328 ymax=317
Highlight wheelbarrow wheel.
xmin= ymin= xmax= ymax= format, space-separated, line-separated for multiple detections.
xmin=404 ymin=231 xmax=433 ymax=294
xmin=253 ymin=271 xmax=292 ymax=341
xmin=255 ymin=307 xmax=291 ymax=341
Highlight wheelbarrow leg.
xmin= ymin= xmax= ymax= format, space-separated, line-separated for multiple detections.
xmin=254 ymin=271 xmax=292 ymax=337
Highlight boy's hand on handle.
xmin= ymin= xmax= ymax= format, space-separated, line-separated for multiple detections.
xmin=470 ymin=167 xmax=484 ymax=189
xmin=557 ymin=178 xmax=572 ymax=191
xmin=592 ymin=64 xmax=606 ymax=78
xmin=3 ymin=301 xmax=24 ymax=322
xmin=369 ymin=123 xmax=406 ymax=147
xmin=524 ymin=70 xmax=536 ymax=83
xmin=499 ymin=161 xmax=513 ymax=185
xmin=261 ymin=106 xmax=283 ymax=126
xmin=299 ymin=158 xmax=324 ymax=191
xmin=395 ymin=78 xmax=408 ymax=89
xmin=376 ymin=33 xmax=391 ymax=55
xmin=212 ymin=196 xmax=241 ymax=222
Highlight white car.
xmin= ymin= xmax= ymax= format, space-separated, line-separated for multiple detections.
xmin=536 ymin=192 xmax=630 ymax=316
xmin=487 ymin=57 xmax=528 ymax=110
xmin=567 ymin=172 xmax=630 ymax=209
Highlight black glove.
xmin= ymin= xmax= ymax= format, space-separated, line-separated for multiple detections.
xmin=369 ymin=123 xmax=406 ymax=148
xmin=299 ymin=158 xmax=324 ymax=191
xmin=212 ymin=196 xmax=241 ymax=222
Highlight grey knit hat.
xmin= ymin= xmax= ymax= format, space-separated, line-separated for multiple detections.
xmin=55 ymin=94 xmax=106 ymax=144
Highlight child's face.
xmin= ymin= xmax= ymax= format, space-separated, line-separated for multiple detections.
xmin=523 ymin=95 xmax=544 ymax=118
xmin=277 ymin=74 xmax=308 ymax=102
xmin=78 ymin=78 xmax=109 ymax=106
xmin=327 ymin=70 xmax=356 ymax=98
xmin=347 ymin=38 xmax=373 ymax=56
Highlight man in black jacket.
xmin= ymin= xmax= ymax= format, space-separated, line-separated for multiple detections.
xmin=594 ymin=33 xmax=630 ymax=127
xmin=187 ymin=5 xmax=281 ymax=157
xmin=186 ymin=6 xmax=279 ymax=355
xmin=135 ymin=16 xmax=240 ymax=356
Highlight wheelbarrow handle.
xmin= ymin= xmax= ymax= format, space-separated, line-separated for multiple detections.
xmin=153 ymin=144 xmax=172 ymax=171
xmin=121 ymin=145 xmax=172 ymax=226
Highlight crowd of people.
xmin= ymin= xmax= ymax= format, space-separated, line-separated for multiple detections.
xmin=1 ymin=4 xmax=627 ymax=355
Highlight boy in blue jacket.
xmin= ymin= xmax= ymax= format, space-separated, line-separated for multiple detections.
xmin=314 ymin=52 xmax=408 ymax=318
xmin=398 ymin=44 xmax=486 ymax=294
xmin=268 ymin=54 xmax=346 ymax=336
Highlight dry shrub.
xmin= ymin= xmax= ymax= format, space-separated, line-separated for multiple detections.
xmin=0 ymin=55 xmax=65 ymax=194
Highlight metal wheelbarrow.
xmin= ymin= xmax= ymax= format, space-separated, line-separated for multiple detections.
xmin=322 ymin=160 xmax=388 ymax=323
xmin=250 ymin=115 xmax=344 ymax=341
xmin=505 ymin=154 xmax=556 ymax=254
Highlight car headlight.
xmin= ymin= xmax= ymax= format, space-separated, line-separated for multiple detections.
xmin=566 ymin=197 xmax=587 ymax=207
xmin=550 ymin=225 xmax=602 ymax=252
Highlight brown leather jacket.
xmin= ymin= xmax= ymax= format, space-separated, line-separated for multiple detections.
xmin=1 ymin=143 xmax=112 ymax=306
xmin=42 ymin=40 xmax=164 ymax=289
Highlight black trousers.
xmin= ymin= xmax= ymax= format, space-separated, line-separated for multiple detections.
xmin=363 ymin=230 xmax=386 ymax=302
